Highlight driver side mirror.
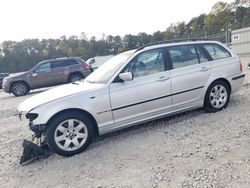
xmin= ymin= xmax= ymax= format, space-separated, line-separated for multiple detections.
xmin=119 ymin=72 xmax=133 ymax=82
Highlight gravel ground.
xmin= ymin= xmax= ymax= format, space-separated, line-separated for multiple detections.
xmin=0 ymin=58 xmax=250 ymax=188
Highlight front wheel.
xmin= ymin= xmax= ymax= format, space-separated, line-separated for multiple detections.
xmin=11 ymin=82 xmax=30 ymax=96
xmin=46 ymin=112 xmax=94 ymax=156
xmin=204 ymin=80 xmax=230 ymax=112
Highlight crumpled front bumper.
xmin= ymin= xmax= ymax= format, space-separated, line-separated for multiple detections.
xmin=17 ymin=111 xmax=51 ymax=165
xmin=20 ymin=139 xmax=51 ymax=165
xmin=18 ymin=111 xmax=46 ymax=136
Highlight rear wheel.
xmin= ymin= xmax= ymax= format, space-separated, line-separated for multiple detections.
xmin=204 ymin=80 xmax=230 ymax=112
xmin=68 ymin=73 xmax=83 ymax=83
xmin=11 ymin=82 xmax=30 ymax=96
xmin=46 ymin=112 xmax=94 ymax=156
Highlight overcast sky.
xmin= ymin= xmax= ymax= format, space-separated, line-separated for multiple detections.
xmin=0 ymin=0 xmax=234 ymax=42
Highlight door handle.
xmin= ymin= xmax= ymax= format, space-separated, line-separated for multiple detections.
xmin=200 ymin=67 xmax=209 ymax=72
xmin=157 ymin=76 xmax=169 ymax=81
xmin=32 ymin=73 xmax=38 ymax=77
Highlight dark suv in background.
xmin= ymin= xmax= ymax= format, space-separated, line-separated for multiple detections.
xmin=2 ymin=57 xmax=93 ymax=96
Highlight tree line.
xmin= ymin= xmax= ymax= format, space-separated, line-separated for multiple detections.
xmin=0 ymin=0 xmax=250 ymax=73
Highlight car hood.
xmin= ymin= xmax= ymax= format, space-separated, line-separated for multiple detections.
xmin=18 ymin=82 xmax=104 ymax=112
xmin=8 ymin=72 xmax=27 ymax=78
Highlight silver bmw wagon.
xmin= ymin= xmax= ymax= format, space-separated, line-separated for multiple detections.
xmin=18 ymin=40 xmax=245 ymax=156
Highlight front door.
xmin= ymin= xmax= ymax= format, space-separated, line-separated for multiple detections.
xmin=30 ymin=61 xmax=53 ymax=88
xmin=109 ymin=48 xmax=172 ymax=127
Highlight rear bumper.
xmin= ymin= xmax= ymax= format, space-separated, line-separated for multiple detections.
xmin=82 ymin=70 xmax=92 ymax=78
xmin=230 ymin=73 xmax=245 ymax=93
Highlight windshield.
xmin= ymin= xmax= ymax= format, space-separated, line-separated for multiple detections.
xmin=85 ymin=53 xmax=132 ymax=84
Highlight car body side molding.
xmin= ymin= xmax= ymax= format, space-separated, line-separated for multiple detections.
xmin=111 ymin=86 xmax=204 ymax=112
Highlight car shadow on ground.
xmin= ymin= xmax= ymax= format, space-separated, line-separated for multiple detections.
xmin=91 ymin=96 xmax=240 ymax=150
xmin=28 ymin=96 xmax=240 ymax=164
xmin=91 ymin=108 xmax=204 ymax=148
xmin=37 ymin=108 xmax=205 ymax=165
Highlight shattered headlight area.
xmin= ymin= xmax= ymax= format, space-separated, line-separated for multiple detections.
xmin=15 ymin=111 xmax=51 ymax=165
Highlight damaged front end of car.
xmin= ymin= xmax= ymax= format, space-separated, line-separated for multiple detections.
xmin=18 ymin=111 xmax=51 ymax=165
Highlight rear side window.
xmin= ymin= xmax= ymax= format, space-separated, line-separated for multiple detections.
xmin=52 ymin=60 xmax=67 ymax=68
xmin=168 ymin=45 xmax=201 ymax=69
xmin=203 ymin=44 xmax=231 ymax=60
xmin=67 ymin=59 xmax=79 ymax=65
xmin=52 ymin=59 xmax=79 ymax=68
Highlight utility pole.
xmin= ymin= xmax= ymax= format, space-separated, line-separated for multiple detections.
xmin=226 ymin=27 xmax=228 ymax=46
xmin=225 ymin=21 xmax=232 ymax=47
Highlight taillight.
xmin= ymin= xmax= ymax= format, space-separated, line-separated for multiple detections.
xmin=240 ymin=62 xmax=243 ymax=72
xmin=83 ymin=63 xmax=91 ymax=69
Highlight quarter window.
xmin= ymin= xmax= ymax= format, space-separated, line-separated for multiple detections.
xmin=168 ymin=45 xmax=200 ymax=69
xmin=127 ymin=49 xmax=165 ymax=78
xmin=203 ymin=44 xmax=231 ymax=60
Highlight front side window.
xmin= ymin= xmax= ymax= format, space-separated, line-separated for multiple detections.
xmin=35 ymin=62 xmax=51 ymax=72
xmin=126 ymin=49 xmax=165 ymax=78
xmin=168 ymin=45 xmax=200 ymax=69
xmin=203 ymin=44 xmax=231 ymax=60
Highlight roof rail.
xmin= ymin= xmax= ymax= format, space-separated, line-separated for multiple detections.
xmin=51 ymin=56 xmax=82 ymax=60
xmin=135 ymin=38 xmax=211 ymax=52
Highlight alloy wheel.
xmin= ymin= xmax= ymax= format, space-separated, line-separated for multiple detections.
xmin=13 ymin=83 xmax=27 ymax=96
xmin=54 ymin=119 xmax=88 ymax=151
xmin=209 ymin=84 xmax=228 ymax=109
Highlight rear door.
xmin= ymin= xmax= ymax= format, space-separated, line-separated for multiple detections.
xmin=109 ymin=48 xmax=172 ymax=127
xmin=51 ymin=60 xmax=70 ymax=85
xmin=168 ymin=44 xmax=212 ymax=109
xmin=51 ymin=59 xmax=82 ymax=84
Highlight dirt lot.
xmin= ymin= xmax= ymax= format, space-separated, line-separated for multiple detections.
xmin=0 ymin=58 xmax=250 ymax=188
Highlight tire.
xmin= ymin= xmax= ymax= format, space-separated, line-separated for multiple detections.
xmin=204 ymin=80 xmax=230 ymax=113
xmin=11 ymin=82 xmax=30 ymax=96
xmin=68 ymin=73 xmax=83 ymax=83
xmin=46 ymin=111 xmax=94 ymax=156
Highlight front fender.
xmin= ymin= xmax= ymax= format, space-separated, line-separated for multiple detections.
xmin=30 ymin=87 xmax=113 ymax=129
